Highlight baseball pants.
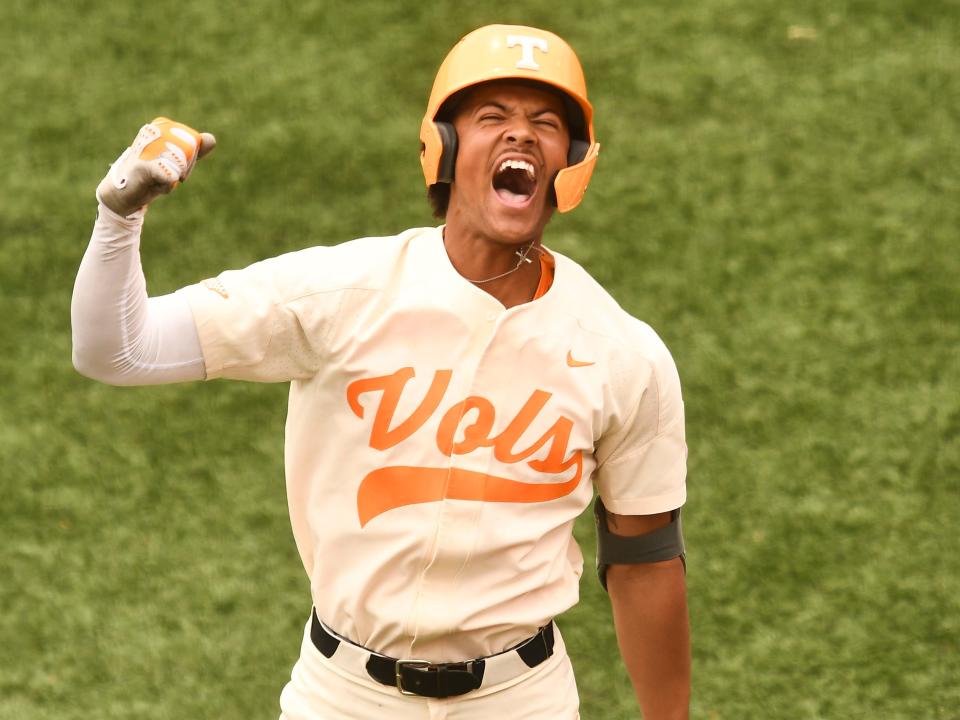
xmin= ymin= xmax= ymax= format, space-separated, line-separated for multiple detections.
xmin=279 ymin=618 xmax=580 ymax=719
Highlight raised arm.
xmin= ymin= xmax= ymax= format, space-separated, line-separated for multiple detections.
xmin=71 ymin=118 xmax=216 ymax=386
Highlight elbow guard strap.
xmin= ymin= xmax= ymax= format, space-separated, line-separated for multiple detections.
xmin=594 ymin=497 xmax=686 ymax=591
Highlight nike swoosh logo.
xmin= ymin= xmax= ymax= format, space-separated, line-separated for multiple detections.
xmin=566 ymin=351 xmax=594 ymax=368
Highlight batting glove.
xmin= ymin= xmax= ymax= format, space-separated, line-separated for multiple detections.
xmin=97 ymin=117 xmax=217 ymax=218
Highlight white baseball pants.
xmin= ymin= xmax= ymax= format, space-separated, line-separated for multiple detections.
xmin=278 ymin=619 xmax=580 ymax=719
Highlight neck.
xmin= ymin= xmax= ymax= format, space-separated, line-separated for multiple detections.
xmin=442 ymin=222 xmax=543 ymax=308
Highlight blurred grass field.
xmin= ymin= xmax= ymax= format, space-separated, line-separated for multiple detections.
xmin=1 ymin=0 xmax=958 ymax=718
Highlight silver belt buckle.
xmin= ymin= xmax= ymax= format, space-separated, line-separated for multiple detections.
xmin=395 ymin=659 xmax=433 ymax=696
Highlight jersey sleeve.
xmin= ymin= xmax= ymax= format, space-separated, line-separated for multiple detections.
xmin=592 ymin=330 xmax=687 ymax=516
xmin=177 ymin=247 xmax=340 ymax=382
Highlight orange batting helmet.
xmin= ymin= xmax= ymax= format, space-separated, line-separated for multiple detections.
xmin=419 ymin=24 xmax=600 ymax=213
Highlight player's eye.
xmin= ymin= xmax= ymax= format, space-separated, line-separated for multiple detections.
xmin=534 ymin=114 xmax=562 ymax=129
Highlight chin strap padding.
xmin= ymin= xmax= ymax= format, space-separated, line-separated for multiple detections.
xmin=568 ymin=138 xmax=589 ymax=165
xmin=594 ymin=497 xmax=686 ymax=591
xmin=435 ymin=121 xmax=458 ymax=183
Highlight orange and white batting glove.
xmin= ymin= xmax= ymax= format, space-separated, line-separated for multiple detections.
xmin=97 ymin=117 xmax=217 ymax=218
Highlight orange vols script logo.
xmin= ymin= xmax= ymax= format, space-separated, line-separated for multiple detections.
xmin=347 ymin=368 xmax=583 ymax=527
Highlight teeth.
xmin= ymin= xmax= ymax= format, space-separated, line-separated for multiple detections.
xmin=498 ymin=159 xmax=535 ymax=179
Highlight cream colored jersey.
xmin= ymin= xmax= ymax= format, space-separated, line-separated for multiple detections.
xmin=179 ymin=226 xmax=686 ymax=662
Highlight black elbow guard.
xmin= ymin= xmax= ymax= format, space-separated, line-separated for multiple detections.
xmin=594 ymin=497 xmax=686 ymax=591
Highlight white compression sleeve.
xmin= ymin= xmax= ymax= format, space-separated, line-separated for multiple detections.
xmin=71 ymin=203 xmax=206 ymax=385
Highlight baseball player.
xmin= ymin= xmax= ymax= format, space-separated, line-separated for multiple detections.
xmin=72 ymin=24 xmax=689 ymax=719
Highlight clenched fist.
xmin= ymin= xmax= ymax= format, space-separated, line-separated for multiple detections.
xmin=97 ymin=117 xmax=217 ymax=217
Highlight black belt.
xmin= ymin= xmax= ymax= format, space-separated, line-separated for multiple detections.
xmin=309 ymin=609 xmax=555 ymax=698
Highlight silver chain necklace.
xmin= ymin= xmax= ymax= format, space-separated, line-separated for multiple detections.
xmin=464 ymin=241 xmax=539 ymax=285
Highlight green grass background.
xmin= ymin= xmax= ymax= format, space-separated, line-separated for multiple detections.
xmin=2 ymin=0 xmax=958 ymax=718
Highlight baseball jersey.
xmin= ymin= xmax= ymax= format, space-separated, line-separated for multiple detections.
xmin=179 ymin=225 xmax=687 ymax=662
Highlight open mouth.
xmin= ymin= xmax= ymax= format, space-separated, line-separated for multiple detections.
xmin=492 ymin=159 xmax=537 ymax=206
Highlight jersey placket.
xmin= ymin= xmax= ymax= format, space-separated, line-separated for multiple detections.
xmin=407 ymin=297 xmax=506 ymax=658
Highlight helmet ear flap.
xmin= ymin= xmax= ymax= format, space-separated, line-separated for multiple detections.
xmin=435 ymin=121 xmax=458 ymax=183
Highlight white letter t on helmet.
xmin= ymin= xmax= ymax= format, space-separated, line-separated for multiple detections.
xmin=506 ymin=35 xmax=549 ymax=70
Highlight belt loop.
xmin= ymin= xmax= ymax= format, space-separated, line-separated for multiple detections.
xmin=310 ymin=609 xmax=341 ymax=659
xmin=537 ymin=621 xmax=554 ymax=666
xmin=514 ymin=621 xmax=554 ymax=668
